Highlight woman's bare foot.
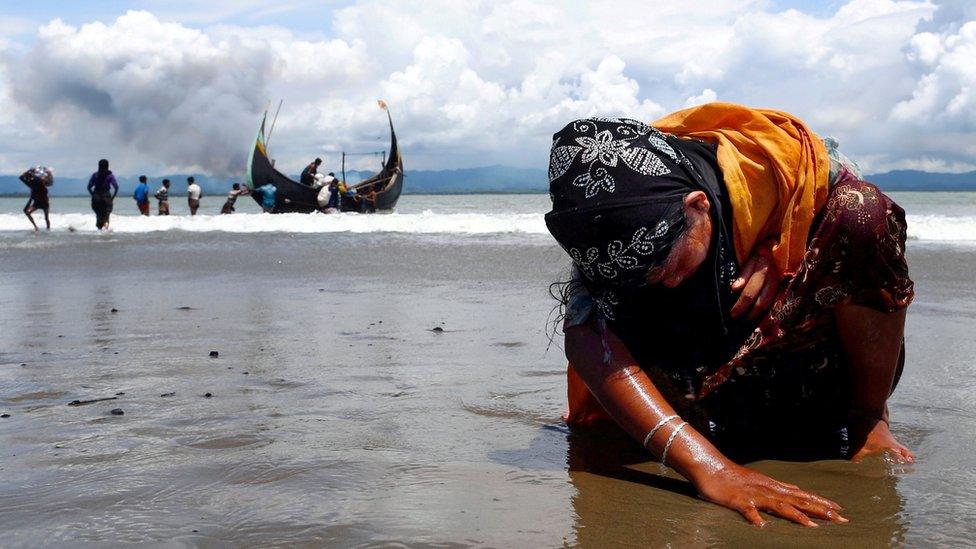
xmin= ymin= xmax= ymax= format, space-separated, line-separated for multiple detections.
xmin=849 ymin=418 xmax=914 ymax=463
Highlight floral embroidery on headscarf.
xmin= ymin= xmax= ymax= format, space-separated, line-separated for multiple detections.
xmin=548 ymin=118 xmax=676 ymax=199
xmin=569 ymin=219 xmax=673 ymax=282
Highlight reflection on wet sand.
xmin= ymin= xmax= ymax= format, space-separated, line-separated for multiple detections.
xmin=566 ymin=424 xmax=908 ymax=546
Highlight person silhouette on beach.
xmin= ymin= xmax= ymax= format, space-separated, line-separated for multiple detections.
xmin=87 ymin=159 xmax=118 ymax=230
xmin=548 ymin=106 xmax=914 ymax=528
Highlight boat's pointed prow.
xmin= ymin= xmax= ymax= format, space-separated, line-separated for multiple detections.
xmin=246 ymin=111 xmax=270 ymax=190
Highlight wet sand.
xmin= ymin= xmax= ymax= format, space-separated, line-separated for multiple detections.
xmin=1 ymin=233 xmax=974 ymax=546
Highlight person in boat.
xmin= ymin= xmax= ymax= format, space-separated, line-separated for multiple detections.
xmin=154 ymin=179 xmax=171 ymax=215
xmin=220 ymin=183 xmax=249 ymax=214
xmin=87 ymin=158 xmax=118 ymax=230
xmin=187 ymin=176 xmax=202 ymax=215
xmin=546 ymin=105 xmax=914 ymax=528
xmin=256 ymin=178 xmax=277 ymax=213
xmin=300 ymin=158 xmax=322 ymax=186
xmin=133 ymin=175 xmax=150 ymax=216
xmin=20 ymin=165 xmax=52 ymax=232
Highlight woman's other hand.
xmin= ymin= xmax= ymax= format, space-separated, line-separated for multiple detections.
xmin=730 ymin=251 xmax=781 ymax=320
xmin=849 ymin=417 xmax=915 ymax=463
xmin=695 ymin=462 xmax=848 ymax=527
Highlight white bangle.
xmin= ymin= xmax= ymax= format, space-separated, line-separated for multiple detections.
xmin=661 ymin=421 xmax=689 ymax=467
xmin=642 ymin=415 xmax=679 ymax=449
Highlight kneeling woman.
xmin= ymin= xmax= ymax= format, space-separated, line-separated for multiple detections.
xmin=546 ymin=104 xmax=914 ymax=527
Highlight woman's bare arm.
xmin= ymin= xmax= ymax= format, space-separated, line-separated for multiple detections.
xmin=565 ymin=317 xmax=848 ymax=527
xmin=835 ymin=304 xmax=914 ymax=463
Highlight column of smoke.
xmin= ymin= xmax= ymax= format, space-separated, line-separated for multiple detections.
xmin=5 ymin=13 xmax=275 ymax=176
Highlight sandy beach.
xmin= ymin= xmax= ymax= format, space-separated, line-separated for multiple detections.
xmin=1 ymin=195 xmax=975 ymax=546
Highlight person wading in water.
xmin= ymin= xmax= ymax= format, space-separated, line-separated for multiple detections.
xmin=133 ymin=175 xmax=150 ymax=216
xmin=154 ymin=179 xmax=171 ymax=215
xmin=87 ymin=159 xmax=118 ymax=230
xmin=220 ymin=183 xmax=249 ymax=214
xmin=20 ymin=166 xmax=53 ymax=232
xmin=187 ymin=176 xmax=202 ymax=215
xmin=546 ymin=105 xmax=914 ymax=528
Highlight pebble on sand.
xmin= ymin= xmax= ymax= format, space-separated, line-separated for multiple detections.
xmin=431 ymin=326 xmax=444 ymax=333
xmin=110 ymin=408 xmax=124 ymax=416
xmin=209 ymin=351 xmax=219 ymax=358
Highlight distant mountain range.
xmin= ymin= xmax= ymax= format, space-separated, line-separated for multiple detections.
xmin=859 ymin=170 xmax=976 ymax=191
xmin=2 ymin=166 xmax=975 ymax=196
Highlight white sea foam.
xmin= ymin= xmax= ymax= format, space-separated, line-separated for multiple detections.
xmin=0 ymin=211 xmax=550 ymax=236
xmin=905 ymin=215 xmax=976 ymax=243
xmin=0 ymin=212 xmax=973 ymax=242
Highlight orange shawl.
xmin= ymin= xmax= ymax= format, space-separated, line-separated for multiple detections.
xmin=653 ymin=102 xmax=830 ymax=275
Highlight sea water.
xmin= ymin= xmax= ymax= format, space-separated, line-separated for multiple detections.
xmin=1 ymin=193 xmax=975 ymax=243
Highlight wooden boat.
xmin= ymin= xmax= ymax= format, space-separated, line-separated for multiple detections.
xmin=246 ymin=100 xmax=403 ymax=213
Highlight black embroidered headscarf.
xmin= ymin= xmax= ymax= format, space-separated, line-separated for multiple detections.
xmin=545 ymin=117 xmax=710 ymax=316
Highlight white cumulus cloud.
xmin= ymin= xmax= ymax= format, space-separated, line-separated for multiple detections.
xmin=0 ymin=0 xmax=974 ymax=177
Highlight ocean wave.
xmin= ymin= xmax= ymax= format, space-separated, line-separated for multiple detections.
xmin=0 ymin=211 xmax=549 ymax=235
xmin=0 ymin=212 xmax=973 ymax=242
xmin=906 ymin=215 xmax=976 ymax=242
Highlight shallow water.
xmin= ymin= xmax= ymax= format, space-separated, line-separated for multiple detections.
xmin=1 ymin=204 xmax=975 ymax=545
xmin=1 ymin=192 xmax=975 ymax=242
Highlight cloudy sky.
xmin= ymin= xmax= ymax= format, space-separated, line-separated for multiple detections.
xmin=0 ymin=0 xmax=973 ymax=177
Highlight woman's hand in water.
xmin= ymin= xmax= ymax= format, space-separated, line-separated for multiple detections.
xmin=730 ymin=248 xmax=781 ymax=320
xmin=694 ymin=462 xmax=848 ymax=527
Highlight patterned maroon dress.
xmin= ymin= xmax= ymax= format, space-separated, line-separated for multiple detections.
xmin=698 ymin=169 xmax=913 ymax=456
